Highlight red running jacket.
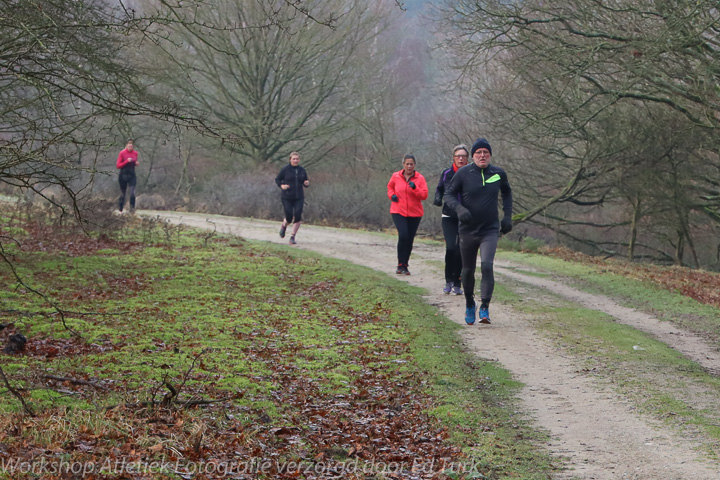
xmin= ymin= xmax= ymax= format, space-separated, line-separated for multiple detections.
xmin=116 ymin=149 xmax=139 ymax=169
xmin=387 ymin=170 xmax=428 ymax=217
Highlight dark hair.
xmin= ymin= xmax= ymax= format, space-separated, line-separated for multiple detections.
xmin=127 ymin=138 xmax=134 ymax=144
xmin=403 ymin=154 xmax=416 ymax=163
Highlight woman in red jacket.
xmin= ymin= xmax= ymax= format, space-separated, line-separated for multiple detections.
xmin=116 ymin=139 xmax=139 ymax=214
xmin=387 ymin=154 xmax=428 ymax=275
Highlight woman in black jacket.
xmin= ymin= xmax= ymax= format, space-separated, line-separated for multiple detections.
xmin=433 ymin=144 xmax=469 ymax=295
xmin=275 ymin=152 xmax=309 ymax=245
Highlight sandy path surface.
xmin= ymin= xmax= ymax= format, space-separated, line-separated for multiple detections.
xmin=142 ymin=211 xmax=720 ymax=479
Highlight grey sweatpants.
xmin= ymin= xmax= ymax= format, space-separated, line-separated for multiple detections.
xmin=459 ymin=230 xmax=499 ymax=308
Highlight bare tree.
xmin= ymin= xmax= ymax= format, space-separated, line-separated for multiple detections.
xmin=0 ymin=0 xmax=238 ymax=212
xmin=146 ymin=0 xmax=396 ymax=168
xmin=2 ymin=0 xmax=396 ymax=206
xmin=0 ymin=0 xmax=410 ymax=342
xmin=434 ymin=0 xmax=720 ymax=267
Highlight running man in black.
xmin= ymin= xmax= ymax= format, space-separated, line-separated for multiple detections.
xmin=433 ymin=144 xmax=469 ymax=295
xmin=116 ymin=139 xmax=139 ymax=214
xmin=275 ymin=151 xmax=309 ymax=245
xmin=443 ymin=138 xmax=513 ymax=325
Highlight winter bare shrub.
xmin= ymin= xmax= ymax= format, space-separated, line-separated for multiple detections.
xmin=170 ymin=166 xmax=443 ymax=236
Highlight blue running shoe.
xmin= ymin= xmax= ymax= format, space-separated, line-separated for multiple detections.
xmin=479 ymin=305 xmax=491 ymax=324
xmin=443 ymin=282 xmax=453 ymax=294
xmin=451 ymin=285 xmax=463 ymax=295
xmin=465 ymin=303 xmax=477 ymax=325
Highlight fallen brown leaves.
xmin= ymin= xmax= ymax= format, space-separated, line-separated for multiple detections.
xmin=221 ymin=303 xmax=464 ymax=479
xmin=0 ymin=338 xmax=464 ymax=479
xmin=0 ymin=220 xmax=470 ymax=480
xmin=545 ymin=247 xmax=720 ymax=309
xmin=19 ymin=223 xmax=144 ymax=257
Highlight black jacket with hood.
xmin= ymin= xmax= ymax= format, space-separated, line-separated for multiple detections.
xmin=275 ymin=164 xmax=308 ymax=201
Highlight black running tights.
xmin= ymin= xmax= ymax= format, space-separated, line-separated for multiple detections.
xmin=391 ymin=214 xmax=422 ymax=266
xmin=441 ymin=216 xmax=462 ymax=285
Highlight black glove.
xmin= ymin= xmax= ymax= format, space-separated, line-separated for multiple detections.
xmin=433 ymin=193 xmax=442 ymax=207
xmin=391 ymin=194 xmax=399 ymax=203
xmin=457 ymin=206 xmax=472 ymax=223
xmin=500 ymin=216 xmax=513 ymax=234
xmin=408 ymin=181 xmax=416 ymax=189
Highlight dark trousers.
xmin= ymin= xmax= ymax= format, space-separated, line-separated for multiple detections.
xmin=391 ymin=214 xmax=422 ymax=266
xmin=281 ymin=198 xmax=304 ymax=223
xmin=118 ymin=170 xmax=137 ymax=211
xmin=459 ymin=230 xmax=499 ymax=308
xmin=442 ymin=216 xmax=462 ymax=285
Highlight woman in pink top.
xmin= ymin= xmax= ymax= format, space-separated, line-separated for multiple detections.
xmin=116 ymin=139 xmax=139 ymax=213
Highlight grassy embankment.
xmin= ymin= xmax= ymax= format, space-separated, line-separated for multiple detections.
xmin=0 ymin=210 xmax=555 ymax=479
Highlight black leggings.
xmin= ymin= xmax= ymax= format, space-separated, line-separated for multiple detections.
xmin=281 ymin=198 xmax=304 ymax=223
xmin=441 ymin=216 xmax=462 ymax=285
xmin=391 ymin=214 xmax=422 ymax=266
xmin=459 ymin=230 xmax=499 ymax=308
xmin=118 ymin=170 xmax=137 ymax=211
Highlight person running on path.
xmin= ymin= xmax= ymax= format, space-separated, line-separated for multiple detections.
xmin=387 ymin=154 xmax=428 ymax=275
xmin=116 ymin=139 xmax=139 ymax=214
xmin=443 ymin=138 xmax=513 ymax=325
xmin=275 ymin=152 xmax=309 ymax=245
xmin=433 ymin=144 xmax=469 ymax=295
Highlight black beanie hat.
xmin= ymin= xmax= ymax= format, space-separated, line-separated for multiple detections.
xmin=471 ymin=138 xmax=492 ymax=156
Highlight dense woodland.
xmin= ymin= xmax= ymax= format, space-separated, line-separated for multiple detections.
xmin=2 ymin=0 xmax=720 ymax=269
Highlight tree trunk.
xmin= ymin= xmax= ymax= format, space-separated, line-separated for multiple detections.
xmin=628 ymin=197 xmax=641 ymax=261
xmin=674 ymin=230 xmax=684 ymax=266
xmin=175 ymin=145 xmax=193 ymax=197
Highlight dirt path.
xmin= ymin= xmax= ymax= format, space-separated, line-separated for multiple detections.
xmin=142 ymin=211 xmax=720 ymax=479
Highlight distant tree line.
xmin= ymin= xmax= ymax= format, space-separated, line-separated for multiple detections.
xmin=2 ymin=0 xmax=719 ymax=269
xmin=0 ymin=0 xmax=409 ymax=221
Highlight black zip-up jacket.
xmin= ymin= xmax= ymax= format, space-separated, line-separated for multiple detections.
xmin=275 ymin=164 xmax=308 ymax=201
xmin=433 ymin=166 xmax=460 ymax=218
xmin=443 ymin=162 xmax=513 ymax=235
